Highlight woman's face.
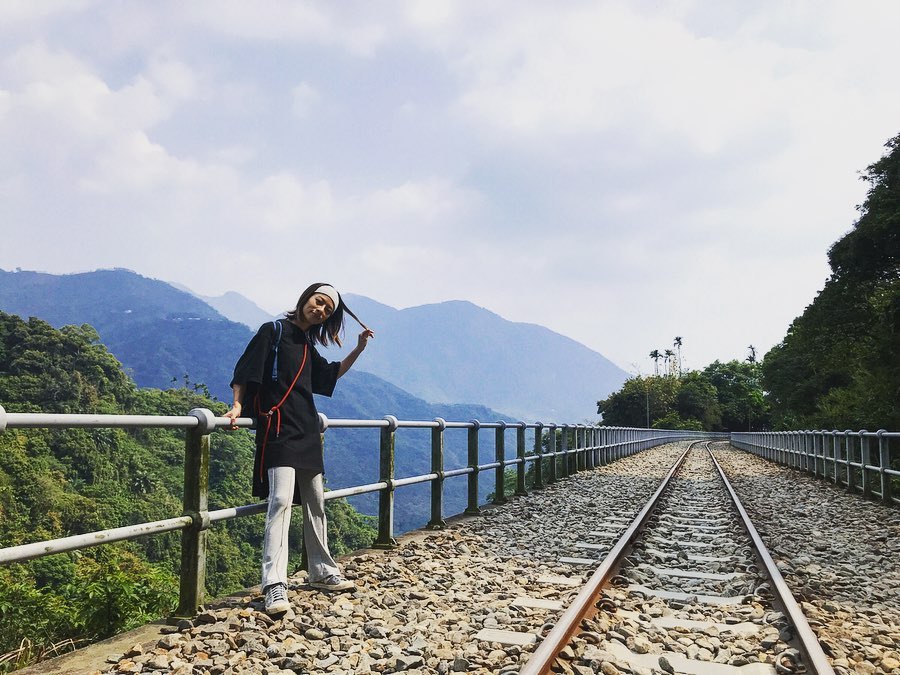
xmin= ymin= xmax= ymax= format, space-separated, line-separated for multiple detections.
xmin=302 ymin=293 xmax=335 ymax=325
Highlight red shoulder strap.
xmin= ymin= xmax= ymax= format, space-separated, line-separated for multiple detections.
xmin=258 ymin=344 xmax=308 ymax=481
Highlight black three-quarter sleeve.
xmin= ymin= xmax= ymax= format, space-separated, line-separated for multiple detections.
xmin=310 ymin=346 xmax=341 ymax=397
xmin=230 ymin=322 xmax=275 ymax=388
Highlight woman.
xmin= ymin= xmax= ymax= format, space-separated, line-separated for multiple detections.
xmin=225 ymin=282 xmax=374 ymax=615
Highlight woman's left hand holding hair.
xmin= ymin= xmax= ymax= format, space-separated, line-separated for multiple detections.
xmin=338 ymin=328 xmax=375 ymax=379
xmin=356 ymin=328 xmax=375 ymax=351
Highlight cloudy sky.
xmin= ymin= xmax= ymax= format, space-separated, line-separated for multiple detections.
xmin=2 ymin=1 xmax=899 ymax=374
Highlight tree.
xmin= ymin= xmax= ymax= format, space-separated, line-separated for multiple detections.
xmin=0 ymin=312 xmax=376 ymax=668
xmin=652 ymin=411 xmax=704 ymax=431
xmin=649 ymin=349 xmax=661 ymax=376
xmin=673 ymin=337 xmax=683 ymax=376
xmin=762 ymin=133 xmax=900 ymax=430
xmin=598 ymin=375 xmax=679 ymax=428
xmin=675 ymin=372 xmax=721 ymax=430
xmin=703 ymin=360 xmax=769 ymax=432
xmin=600 ymin=362 xmax=765 ymax=432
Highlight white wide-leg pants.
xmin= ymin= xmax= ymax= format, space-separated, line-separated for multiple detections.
xmin=261 ymin=466 xmax=340 ymax=590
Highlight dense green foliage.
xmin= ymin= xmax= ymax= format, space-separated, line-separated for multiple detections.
xmin=0 ymin=313 xmax=375 ymax=669
xmin=0 ymin=268 xmax=253 ymax=404
xmin=763 ymin=134 xmax=900 ymax=430
xmin=600 ymin=135 xmax=899 ymax=433
xmin=0 ymin=270 xmax=515 ymax=535
xmin=597 ymin=361 xmax=768 ymax=431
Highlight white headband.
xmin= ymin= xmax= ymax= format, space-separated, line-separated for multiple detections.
xmin=315 ymin=284 xmax=340 ymax=310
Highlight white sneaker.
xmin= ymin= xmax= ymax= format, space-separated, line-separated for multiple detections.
xmin=264 ymin=582 xmax=290 ymax=615
xmin=309 ymin=574 xmax=355 ymax=591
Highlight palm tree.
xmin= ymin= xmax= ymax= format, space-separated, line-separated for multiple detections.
xmin=673 ymin=337 xmax=683 ymax=376
xmin=664 ymin=349 xmax=675 ymax=376
xmin=747 ymin=345 xmax=757 ymax=363
xmin=649 ymin=349 xmax=661 ymax=376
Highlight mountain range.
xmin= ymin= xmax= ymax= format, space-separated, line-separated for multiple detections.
xmin=173 ymin=285 xmax=627 ymax=421
xmin=0 ymin=266 xmax=626 ymax=530
xmin=320 ymin=294 xmax=626 ymax=421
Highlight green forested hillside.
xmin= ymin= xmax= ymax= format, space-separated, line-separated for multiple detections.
xmin=0 ymin=268 xmax=515 ymax=534
xmin=762 ymin=134 xmax=900 ymax=430
xmin=0 ymin=268 xmax=254 ymax=403
xmin=597 ymin=360 xmax=768 ymax=431
xmin=0 ymin=313 xmax=375 ymax=670
xmin=599 ymin=134 xmax=899 ymax=433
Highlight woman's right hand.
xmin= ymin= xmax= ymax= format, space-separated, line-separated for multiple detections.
xmin=224 ymin=402 xmax=242 ymax=429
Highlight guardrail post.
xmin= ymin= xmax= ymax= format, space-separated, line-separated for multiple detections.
xmin=586 ymin=426 xmax=593 ymax=466
xmin=804 ymin=431 xmax=810 ymax=474
xmin=585 ymin=426 xmax=593 ymax=468
xmin=844 ymin=429 xmax=854 ymax=490
xmin=560 ymin=425 xmax=570 ymax=478
xmin=588 ymin=426 xmax=594 ymax=465
xmin=427 ymin=418 xmax=447 ymax=529
xmin=575 ymin=426 xmax=582 ymax=471
xmin=494 ymin=422 xmax=508 ymax=505
xmin=584 ymin=426 xmax=591 ymax=468
xmin=465 ymin=421 xmax=481 ymax=515
xmin=533 ymin=423 xmax=544 ymax=489
xmin=174 ymin=408 xmax=214 ymax=619
xmin=515 ymin=423 xmax=527 ymax=496
xmin=373 ymin=416 xmax=398 ymax=549
xmin=877 ymin=430 xmax=892 ymax=503
xmin=548 ymin=425 xmax=558 ymax=483
xmin=831 ymin=430 xmax=839 ymax=484
xmin=813 ymin=431 xmax=822 ymax=478
xmin=859 ymin=431 xmax=871 ymax=499
xmin=575 ymin=426 xmax=584 ymax=472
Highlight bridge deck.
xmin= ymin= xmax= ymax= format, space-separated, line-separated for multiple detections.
xmin=16 ymin=442 xmax=900 ymax=675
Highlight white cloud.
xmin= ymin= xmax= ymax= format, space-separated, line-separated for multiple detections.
xmin=349 ymin=178 xmax=481 ymax=233
xmin=176 ymin=1 xmax=388 ymax=56
xmin=240 ymin=173 xmax=335 ymax=233
xmin=2 ymin=0 xmax=900 ymax=375
xmin=291 ymin=82 xmax=321 ymax=118
xmin=0 ymin=0 xmax=96 ymax=25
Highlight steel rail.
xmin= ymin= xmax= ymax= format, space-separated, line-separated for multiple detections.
xmin=519 ymin=442 xmax=696 ymax=675
xmin=708 ymin=444 xmax=837 ymax=675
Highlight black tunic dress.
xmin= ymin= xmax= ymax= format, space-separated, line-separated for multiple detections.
xmin=230 ymin=319 xmax=341 ymax=501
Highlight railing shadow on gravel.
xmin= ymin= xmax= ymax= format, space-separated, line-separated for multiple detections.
xmin=0 ymin=404 xmax=717 ymax=620
xmin=731 ymin=429 xmax=899 ymax=505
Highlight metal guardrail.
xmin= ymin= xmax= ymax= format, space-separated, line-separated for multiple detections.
xmin=0 ymin=403 xmax=713 ymax=619
xmin=731 ymin=429 xmax=899 ymax=505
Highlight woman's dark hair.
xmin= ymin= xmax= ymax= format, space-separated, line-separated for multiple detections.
xmin=285 ymin=282 xmax=346 ymax=347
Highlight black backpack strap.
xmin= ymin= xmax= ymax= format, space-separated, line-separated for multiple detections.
xmin=270 ymin=320 xmax=283 ymax=381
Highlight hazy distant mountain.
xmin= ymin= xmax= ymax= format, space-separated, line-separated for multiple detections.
xmin=2 ymin=267 xmax=624 ymax=423
xmin=0 ymin=268 xmax=251 ymax=400
xmin=0 ymin=267 xmax=511 ymax=531
xmin=322 ymin=294 xmax=627 ymax=421
xmin=0 ymin=268 xmax=502 ymax=417
xmin=172 ymin=282 xmax=627 ymax=421
xmin=172 ymin=283 xmax=277 ymax=329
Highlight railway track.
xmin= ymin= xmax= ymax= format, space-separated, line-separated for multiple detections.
xmin=523 ymin=442 xmax=835 ymax=675
xmin=80 ymin=440 xmax=898 ymax=675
